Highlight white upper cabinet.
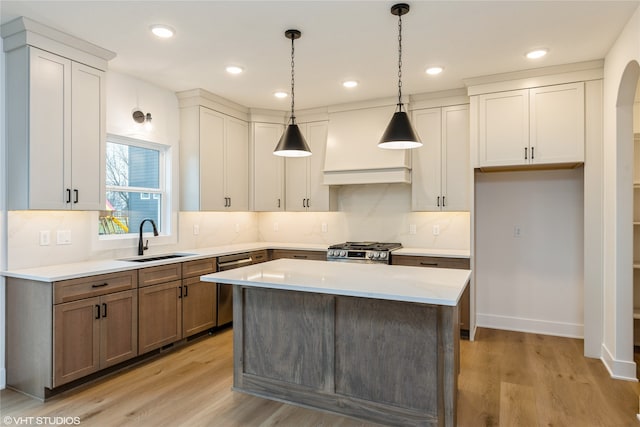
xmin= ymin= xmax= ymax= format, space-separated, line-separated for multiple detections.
xmin=251 ymin=122 xmax=285 ymax=211
xmin=412 ymin=105 xmax=470 ymax=211
xmin=477 ymin=82 xmax=584 ymax=168
xmin=180 ymin=106 xmax=249 ymax=211
xmin=6 ymin=46 xmax=106 ymax=210
xmin=285 ymin=121 xmax=337 ymax=212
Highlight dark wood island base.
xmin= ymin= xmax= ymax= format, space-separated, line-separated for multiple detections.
xmin=232 ymin=285 xmax=460 ymax=427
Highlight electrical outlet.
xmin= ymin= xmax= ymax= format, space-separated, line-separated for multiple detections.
xmin=432 ymin=225 xmax=440 ymax=236
xmin=39 ymin=230 xmax=50 ymax=246
xmin=273 ymin=222 xmax=279 ymax=232
xmin=193 ymin=224 xmax=200 ymax=235
xmin=57 ymin=230 xmax=71 ymax=245
xmin=514 ymin=226 xmax=522 ymax=238
xmin=235 ymin=223 xmax=240 ymax=233
xmin=409 ymin=224 xmax=417 ymax=235
xmin=321 ymin=223 xmax=328 ymax=233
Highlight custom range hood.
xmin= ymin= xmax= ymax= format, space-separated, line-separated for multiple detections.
xmin=323 ymin=100 xmax=412 ymax=185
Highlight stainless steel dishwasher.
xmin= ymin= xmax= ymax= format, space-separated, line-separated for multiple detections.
xmin=216 ymin=252 xmax=254 ymax=326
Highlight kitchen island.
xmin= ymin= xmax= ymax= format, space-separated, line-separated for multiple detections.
xmin=201 ymin=259 xmax=470 ymax=427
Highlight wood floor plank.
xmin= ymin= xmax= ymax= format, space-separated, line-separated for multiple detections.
xmin=2 ymin=327 xmax=639 ymax=426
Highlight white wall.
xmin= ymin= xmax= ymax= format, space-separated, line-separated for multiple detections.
xmin=601 ymin=5 xmax=640 ymax=380
xmin=475 ymin=169 xmax=584 ymax=338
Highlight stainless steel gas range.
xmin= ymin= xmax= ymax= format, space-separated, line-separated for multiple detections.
xmin=326 ymin=241 xmax=402 ymax=264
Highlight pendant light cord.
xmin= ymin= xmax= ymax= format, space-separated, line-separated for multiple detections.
xmin=397 ymin=12 xmax=403 ymax=112
xmin=290 ymin=35 xmax=296 ymax=124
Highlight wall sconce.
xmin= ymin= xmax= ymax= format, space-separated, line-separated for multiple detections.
xmin=132 ymin=108 xmax=153 ymax=130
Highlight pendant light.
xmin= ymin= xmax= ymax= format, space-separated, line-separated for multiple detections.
xmin=378 ymin=3 xmax=422 ymax=149
xmin=274 ymin=29 xmax=312 ymax=157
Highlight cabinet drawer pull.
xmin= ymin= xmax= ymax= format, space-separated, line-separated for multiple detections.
xmin=419 ymin=262 xmax=439 ymax=267
xmin=442 ymin=196 xmax=446 ymax=207
xmin=74 ymin=189 xmax=79 ymax=204
xmin=66 ymin=189 xmax=72 ymax=203
xmin=524 ymin=147 xmax=528 ymax=160
xmin=293 ymin=255 xmax=308 ymax=259
xmin=102 ymin=303 xmax=107 ymax=318
xmin=178 ymin=285 xmax=183 ymax=299
xmin=184 ymin=285 xmax=188 ymax=297
xmin=531 ymin=147 xmax=535 ymax=159
xmin=92 ymin=283 xmax=109 ymax=288
xmin=277 ymin=198 xmax=281 ymax=208
xmin=95 ymin=304 xmax=100 ymax=320
xmin=437 ymin=196 xmax=440 ymax=207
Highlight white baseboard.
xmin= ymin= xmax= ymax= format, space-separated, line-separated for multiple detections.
xmin=476 ymin=313 xmax=584 ymax=338
xmin=601 ymin=343 xmax=638 ymax=382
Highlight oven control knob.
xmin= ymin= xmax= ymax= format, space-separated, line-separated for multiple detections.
xmin=379 ymin=252 xmax=387 ymax=259
xmin=340 ymin=251 xmax=347 ymax=257
xmin=372 ymin=252 xmax=379 ymax=259
xmin=368 ymin=252 xmax=375 ymax=259
xmin=328 ymin=250 xmax=334 ymax=256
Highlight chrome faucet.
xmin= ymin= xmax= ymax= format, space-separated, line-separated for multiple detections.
xmin=138 ymin=218 xmax=159 ymax=256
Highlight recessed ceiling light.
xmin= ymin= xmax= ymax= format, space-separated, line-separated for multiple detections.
xmin=274 ymin=91 xmax=288 ymax=99
xmin=226 ymin=66 xmax=244 ymax=75
xmin=526 ymin=49 xmax=548 ymax=59
xmin=150 ymin=24 xmax=175 ymax=39
xmin=425 ymin=66 xmax=444 ymax=75
xmin=342 ymin=80 xmax=358 ymax=88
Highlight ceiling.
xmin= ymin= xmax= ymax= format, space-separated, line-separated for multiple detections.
xmin=1 ymin=1 xmax=638 ymax=111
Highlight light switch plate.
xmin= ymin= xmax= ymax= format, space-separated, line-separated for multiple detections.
xmin=39 ymin=230 xmax=50 ymax=246
xmin=409 ymin=224 xmax=417 ymax=235
xmin=193 ymin=224 xmax=199 ymax=235
xmin=321 ymin=223 xmax=328 ymax=233
xmin=57 ymin=230 xmax=71 ymax=245
xmin=432 ymin=225 xmax=440 ymax=236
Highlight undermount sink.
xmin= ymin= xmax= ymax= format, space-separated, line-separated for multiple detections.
xmin=119 ymin=253 xmax=196 ymax=263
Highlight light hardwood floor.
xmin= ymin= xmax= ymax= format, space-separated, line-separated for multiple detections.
xmin=2 ymin=328 xmax=639 ymax=426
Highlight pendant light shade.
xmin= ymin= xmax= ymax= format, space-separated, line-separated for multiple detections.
xmin=274 ymin=29 xmax=312 ymax=157
xmin=274 ymin=123 xmax=311 ymax=157
xmin=378 ymin=3 xmax=422 ymax=150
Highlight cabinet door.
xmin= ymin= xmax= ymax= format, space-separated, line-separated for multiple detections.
xmin=225 ymin=117 xmax=249 ymax=211
xmin=253 ymin=122 xmax=285 ymax=211
xmin=411 ymin=108 xmax=442 ymax=211
xmin=442 ymin=105 xmax=470 ymax=211
xmin=285 ymin=123 xmax=310 ymax=212
xmin=182 ymin=277 xmax=217 ymax=337
xmin=478 ymin=89 xmax=529 ymax=167
xmin=71 ymin=62 xmax=105 ymax=210
xmin=54 ymin=297 xmax=100 ymax=386
xmin=199 ymin=107 xmax=226 ymax=210
xmin=307 ymin=121 xmax=331 ymax=211
xmin=529 ymin=82 xmax=584 ymax=164
xmin=28 ymin=47 xmax=71 ymax=210
xmin=100 ymin=290 xmax=138 ymax=368
xmin=138 ymin=280 xmax=182 ymax=354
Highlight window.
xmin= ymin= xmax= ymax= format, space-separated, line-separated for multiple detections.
xmin=99 ymin=135 xmax=170 ymax=237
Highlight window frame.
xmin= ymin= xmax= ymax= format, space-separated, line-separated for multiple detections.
xmin=98 ymin=134 xmax=172 ymax=243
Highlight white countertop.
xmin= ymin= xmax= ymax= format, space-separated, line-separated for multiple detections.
xmin=2 ymin=242 xmax=470 ymax=283
xmin=201 ymin=259 xmax=471 ymax=306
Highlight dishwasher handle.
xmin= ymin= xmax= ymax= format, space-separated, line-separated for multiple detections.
xmin=218 ymin=257 xmax=253 ymax=270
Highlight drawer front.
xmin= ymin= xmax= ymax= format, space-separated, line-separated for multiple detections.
xmin=271 ymin=249 xmax=326 ymax=261
xmin=391 ymin=255 xmax=470 ymax=270
xmin=251 ymin=250 xmax=269 ymax=264
xmin=54 ymin=270 xmax=137 ymax=304
xmin=139 ymin=263 xmax=182 ymax=288
xmin=182 ymin=258 xmax=216 ymax=279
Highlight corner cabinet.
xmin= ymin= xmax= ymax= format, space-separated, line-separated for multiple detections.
xmin=285 ymin=121 xmax=337 ymax=212
xmin=6 ymin=46 xmax=106 ymax=210
xmin=251 ymin=122 xmax=285 ymax=211
xmin=412 ymin=105 xmax=470 ymax=211
xmin=180 ymin=105 xmax=249 ymax=211
xmin=477 ymin=82 xmax=584 ymax=168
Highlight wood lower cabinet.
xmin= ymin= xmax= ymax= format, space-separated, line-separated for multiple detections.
xmin=271 ymin=249 xmax=326 ymax=261
xmin=182 ymin=258 xmax=217 ymax=337
xmin=392 ymin=255 xmax=471 ymax=335
xmin=53 ymin=289 xmax=137 ymax=386
xmin=138 ymin=280 xmax=183 ymax=354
